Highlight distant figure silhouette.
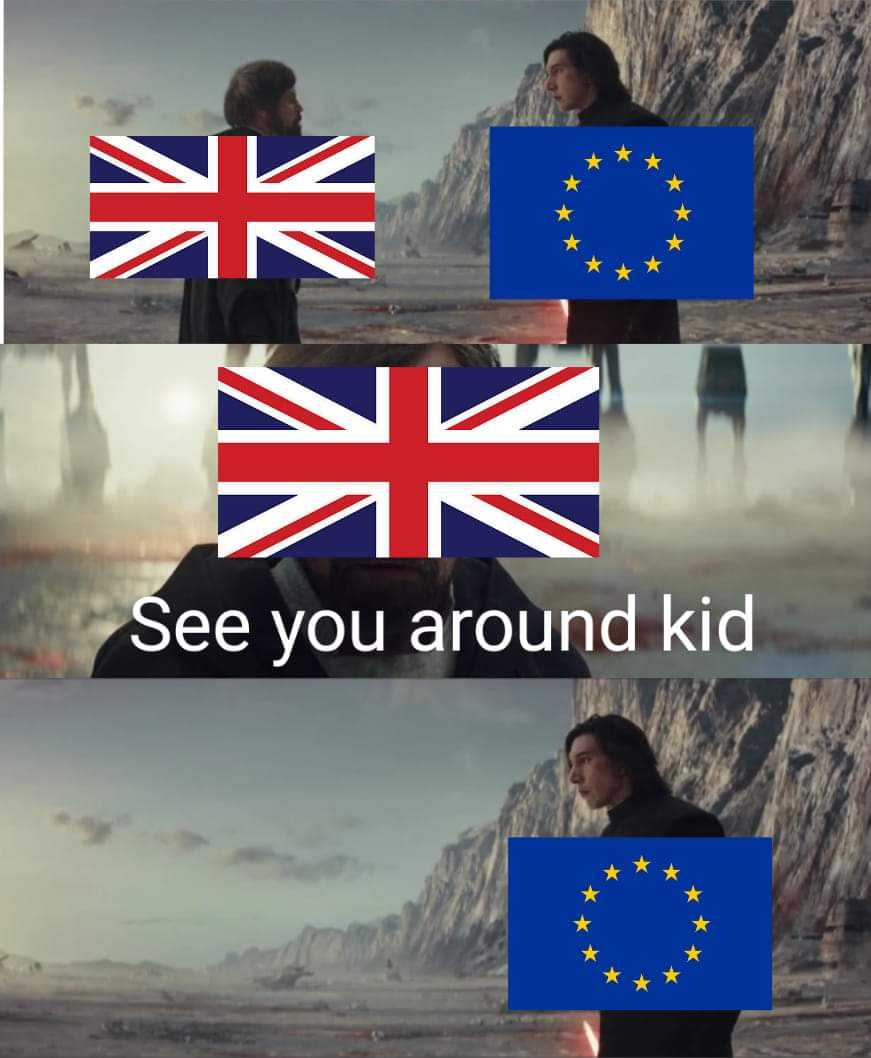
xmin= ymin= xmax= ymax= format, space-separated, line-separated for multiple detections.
xmin=590 ymin=345 xmax=634 ymax=501
xmin=0 ymin=352 xmax=6 ymax=499
xmin=696 ymin=344 xmax=747 ymax=497
xmin=850 ymin=343 xmax=870 ymax=422
xmin=59 ymin=346 xmax=110 ymax=507
xmin=845 ymin=344 xmax=871 ymax=509
xmin=586 ymin=343 xmax=623 ymax=404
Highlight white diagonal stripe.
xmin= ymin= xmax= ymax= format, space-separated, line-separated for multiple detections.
xmin=218 ymin=367 xmax=387 ymax=437
xmin=89 ymin=225 xmax=211 ymax=278
xmin=255 ymin=136 xmax=375 ymax=187
xmin=257 ymin=228 xmax=374 ymax=278
xmin=433 ymin=366 xmax=600 ymax=438
xmin=90 ymin=135 xmax=216 ymax=188
xmin=218 ymin=488 xmax=379 ymax=557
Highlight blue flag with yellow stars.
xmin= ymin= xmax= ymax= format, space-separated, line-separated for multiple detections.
xmin=508 ymin=836 xmax=772 ymax=1011
xmin=489 ymin=127 xmax=754 ymax=300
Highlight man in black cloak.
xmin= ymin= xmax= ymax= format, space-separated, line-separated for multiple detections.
xmin=93 ymin=343 xmax=590 ymax=679
xmin=543 ymin=32 xmax=681 ymax=344
xmin=179 ymin=60 xmax=303 ymax=343
xmin=565 ymin=714 xmax=739 ymax=1057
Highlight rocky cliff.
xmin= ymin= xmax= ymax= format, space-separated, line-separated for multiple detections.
xmin=381 ymin=0 xmax=871 ymax=251
xmin=217 ymin=679 xmax=870 ymax=978
xmin=379 ymin=68 xmax=569 ymax=254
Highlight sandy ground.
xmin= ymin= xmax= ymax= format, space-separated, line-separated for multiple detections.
xmin=1 ymin=970 xmax=869 ymax=1058
xmin=5 ymin=251 xmax=871 ymax=344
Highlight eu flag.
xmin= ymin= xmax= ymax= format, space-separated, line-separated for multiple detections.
xmin=508 ymin=836 xmax=771 ymax=1011
xmin=489 ymin=127 xmax=754 ymax=300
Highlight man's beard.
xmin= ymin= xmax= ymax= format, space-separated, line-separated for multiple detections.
xmin=270 ymin=115 xmax=301 ymax=136
xmin=302 ymin=559 xmax=454 ymax=653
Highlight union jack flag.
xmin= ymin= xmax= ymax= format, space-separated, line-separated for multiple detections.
xmin=89 ymin=135 xmax=375 ymax=279
xmin=217 ymin=367 xmax=600 ymax=558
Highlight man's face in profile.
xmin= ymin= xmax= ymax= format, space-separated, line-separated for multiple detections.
xmin=262 ymin=86 xmax=303 ymax=135
xmin=568 ymin=734 xmax=630 ymax=809
xmin=544 ymin=48 xmax=596 ymax=112
xmin=301 ymin=346 xmax=461 ymax=629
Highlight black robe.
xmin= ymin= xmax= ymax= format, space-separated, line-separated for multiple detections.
xmin=178 ymin=127 xmax=301 ymax=343
xmin=566 ymin=98 xmax=681 ymax=344
xmin=92 ymin=545 xmax=590 ymax=678
xmin=598 ymin=793 xmax=739 ymax=1057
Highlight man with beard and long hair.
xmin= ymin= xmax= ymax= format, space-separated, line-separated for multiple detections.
xmin=92 ymin=343 xmax=589 ymax=678
xmin=179 ymin=60 xmax=304 ymax=344
xmin=565 ymin=714 xmax=738 ymax=1057
xmin=543 ymin=31 xmax=681 ymax=344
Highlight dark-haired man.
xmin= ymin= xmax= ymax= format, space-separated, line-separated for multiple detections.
xmin=179 ymin=60 xmax=303 ymax=344
xmin=93 ymin=343 xmax=589 ymax=679
xmin=543 ymin=31 xmax=680 ymax=344
xmin=565 ymin=714 xmax=738 ymax=1056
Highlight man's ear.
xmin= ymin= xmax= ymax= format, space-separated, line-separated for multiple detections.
xmin=253 ymin=108 xmax=271 ymax=134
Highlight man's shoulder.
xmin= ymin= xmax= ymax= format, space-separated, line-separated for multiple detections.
xmin=579 ymin=97 xmax=669 ymax=128
xmin=605 ymin=793 xmax=724 ymax=837
xmin=454 ymin=558 xmax=590 ymax=677
xmin=145 ymin=543 xmax=276 ymax=608
xmin=642 ymin=794 xmax=725 ymax=837
xmin=658 ymin=795 xmax=724 ymax=836
xmin=91 ymin=545 xmax=296 ymax=677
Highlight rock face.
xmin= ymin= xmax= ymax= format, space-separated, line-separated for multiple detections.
xmin=218 ymin=679 xmax=869 ymax=977
xmin=381 ymin=0 xmax=871 ymax=252
xmin=585 ymin=0 xmax=871 ymax=239
xmin=758 ymin=679 xmax=871 ymax=938
xmin=378 ymin=70 xmax=569 ymax=253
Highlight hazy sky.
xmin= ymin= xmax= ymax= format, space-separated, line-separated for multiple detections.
xmin=0 ymin=344 xmax=855 ymax=511
xmin=0 ymin=678 xmax=574 ymax=967
xmin=5 ymin=0 xmax=587 ymax=239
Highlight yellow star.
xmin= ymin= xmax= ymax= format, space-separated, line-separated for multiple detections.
xmin=585 ymin=254 xmax=602 ymax=273
xmin=603 ymin=966 xmax=621 ymax=984
xmin=573 ymin=915 xmax=591 ymax=932
xmin=685 ymin=945 xmax=702 ymax=962
xmin=666 ymin=173 xmax=684 ymax=191
xmin=633 ymin=855 xmax=650 ymax=873
xmin=563 ymin=234 xmax=580 ymax=251
xmin=666 ymin=234 xmax=684 ymax=251
xmin=615 ymin=263 xmax=631 ymax=281
xmin=644 ymin=152 xmax=661 ymax=170
xmin=674 ymin=203 xmax=692 ymax=221
xmin=644 ymin=256 xmax=662 ymax=273
xmin=633 ymin=973 xmax=651 ymax=992
xmin=663 ymin=864 xmax=679 ymax=880
xmin=582 ymin=944 xmax=599 ymax=962
xmin=555 ymin=204 xmax=573 ymax=221
xmin=684 ymin=885 xmax=702 ymax=903
xmin=692 ymin=915 xmax=710 ymax=933
xmin=663 ymin=966 xmax=681 ymax=984
xmin=585 ymin=152 xmax=602 ymax=170
xmin=581 ymin=885 xmax=599 ymax=903
xmin=563 ymin=174 xmax=581 ymax=191
xmin=615 ymin=144 xmax=632 ymax=161
xmin=604 ymin=864 xmax=621 ymax=880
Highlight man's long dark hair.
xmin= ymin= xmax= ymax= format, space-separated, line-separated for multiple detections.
xmin=224 ymin=60 xmax=296 ymax=128
xmin=565 ymin=714 xmax=671 ymax=799
xmin=543 ymin=31 xmax=630 ymax=103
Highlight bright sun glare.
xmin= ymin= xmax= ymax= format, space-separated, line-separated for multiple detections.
xmin=162 ymin=386 xmax=199 ymax=424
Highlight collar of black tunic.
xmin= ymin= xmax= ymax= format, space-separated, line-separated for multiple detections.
xmin=606 ymin=790 xmax=654 ymax=826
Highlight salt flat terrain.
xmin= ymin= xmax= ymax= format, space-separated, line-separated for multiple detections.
xmin=6 ymin=251 xmax=870 ymax=344
xmin=1 ymin=968 xmax=868 ymax=1057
